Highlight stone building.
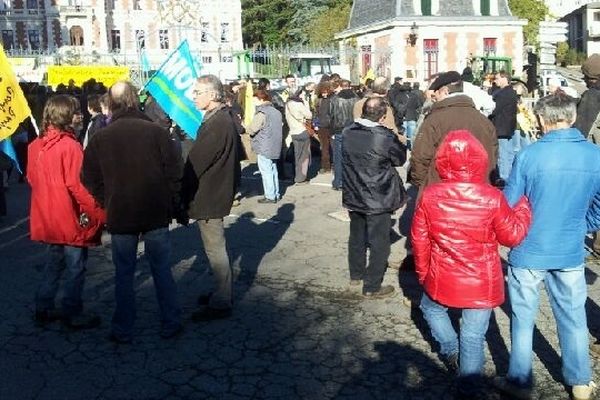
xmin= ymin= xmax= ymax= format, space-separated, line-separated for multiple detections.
xmin=335 ymin=0 xmax=526 ymax=83
xmin=561 ymin=2 xmax=600 ymax=56
xmin=0 ymin=0 xmax=242 ymax=67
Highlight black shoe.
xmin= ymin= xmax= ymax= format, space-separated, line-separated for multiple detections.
xmin=443 ymin=353 xmax=459 ymax=375
xmin=34 ymin=309 xmax=64 ymax=327
xmin=160 ymin=324 xmax=183 ymax=339
xmin=191 ymin=307 xmax=232 ymax=322
xmin=363 ymin=285 xmax=396 ymax=299
xmin=62 ymin=313 xmax=101 ymax=330
xmin=295 ymin=180 xmax=310 ymax=185
xmin=332 ymin=186 xmax=342 ymax=191
xmin=257 ymin=197 xmax=277 ymax=204
xmin=197 ymin=292 xmax=213 ymax=306
xmin=108 ymin=333 xmax=133 ymax=344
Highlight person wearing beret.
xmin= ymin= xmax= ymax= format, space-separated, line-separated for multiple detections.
xmin=410 ymin=71 xmax=498 ymax=198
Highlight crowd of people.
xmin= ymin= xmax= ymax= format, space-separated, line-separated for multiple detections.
xmin=5 ymin=52 xmax=600 ymax=400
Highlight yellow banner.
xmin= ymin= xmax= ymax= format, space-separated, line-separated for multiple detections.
xmin=47 ymin=65 xmax=130 ymax=88
xmin=0 ymin=44 xmax=32 ymax=141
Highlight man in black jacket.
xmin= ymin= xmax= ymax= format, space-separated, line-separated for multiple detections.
xmin=82 ymin=81 xmax=183 ymax=343
xmin=182 ymin=74 xmax=240 ymax=321
xmin=489 ymin=70 xmax=518 ymax=184
xmin=342 ymin=97 xmax=407 ymax=298
xmin=329 ymin=79 xmax=358 ymax=190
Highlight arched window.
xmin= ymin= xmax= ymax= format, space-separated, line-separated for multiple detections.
xmin=480 ymin=0 xmax=490 ymax=16
xmin=421 ymin=0 xmax=432 ymax=16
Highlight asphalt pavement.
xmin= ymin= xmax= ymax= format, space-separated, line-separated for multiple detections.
xmin=1 ymin=162 xmax=600 ymax=400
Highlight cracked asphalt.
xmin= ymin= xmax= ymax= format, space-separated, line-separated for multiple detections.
xmin=2 ymin=163 xmax=600 ymax=400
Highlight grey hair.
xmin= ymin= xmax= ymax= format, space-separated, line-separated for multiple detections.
xmin=197 ymin=74 xmax=225 ymax=103
xmin=533 ymin=92 xmax=577 ymax=126
xmin=372 ymin=77 xmax=390 ymax=95
xmin=362 ymin=96 xmax=388 ymax=122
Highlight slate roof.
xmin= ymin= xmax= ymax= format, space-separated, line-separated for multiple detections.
xmin=348 ymin=0 xmax=514 ymax=30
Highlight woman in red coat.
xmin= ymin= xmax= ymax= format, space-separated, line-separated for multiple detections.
xmin=411 ymin=130 xmax=531 ymax=398
xmin=28 ymin=95 xmax=105 ymax=330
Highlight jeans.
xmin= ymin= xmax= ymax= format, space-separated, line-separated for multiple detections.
xmin=257 ymin=154 xmax=279 ymax=200
xmin=420 ymin=293 xmax=492 ymax=378
xmin=111 ymin=227 xmax=181 ymax=339
xmin=36 ymin=244 xmax=88 ymax=316
xmin=507 ymin=265 xmax=591 ymax=387
xmin=198 ymin=219 xmax=232 ymax=309
xmin=292 ymin=133 xmax=311 ymax=183
xmin=332 ymin=133 xmax=343 ymax=189
xmin=348 ymin=212 xmax=391 ymax=293
xmin=403 ymin=120 xmax=417 ymax=149
xmin=498 ymin=130 xmax=531 ymax=181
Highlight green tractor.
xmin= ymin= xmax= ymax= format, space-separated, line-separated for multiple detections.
xmin=470 ymin=55 xmax=513 ymax=86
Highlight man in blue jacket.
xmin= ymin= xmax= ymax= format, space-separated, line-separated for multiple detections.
xmin=495 ymin=93 xmax=600 ymax=400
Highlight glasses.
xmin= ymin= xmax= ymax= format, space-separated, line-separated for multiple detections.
xmin=193 ymin=89 xmax=213 ymax=97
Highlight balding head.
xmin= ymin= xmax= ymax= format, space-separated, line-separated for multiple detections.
xmin=371 ymin=77 xmax=389 ymax=96
xmin=108 ymin=81 xmax=139 ymax=115
xmin=362 ymin=96 xmax=387 ymax=122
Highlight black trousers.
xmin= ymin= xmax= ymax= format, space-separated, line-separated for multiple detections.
xmin=348 ymin=211 xmax=391 ymax=293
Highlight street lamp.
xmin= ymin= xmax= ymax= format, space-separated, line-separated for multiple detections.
xmin=407 ymin=22 xmax=418 ymax=46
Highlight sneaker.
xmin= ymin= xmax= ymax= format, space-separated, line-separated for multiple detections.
xmin=62 ymin=313 xmax=101 ymax=330
xmin=363 ymin=285 xmax=395 ymax=299
xmin=572 ymin=381 xmax=597 ymax=400
xmin=191 ymin=307 xmax=232 ymax=322
xmin=34 ymin=309 xmax=64 ymax=327
xmin=492 ymin=376 xmax=534 ymax=400
xmin=257 ymin=197 xmax=277 ymax=204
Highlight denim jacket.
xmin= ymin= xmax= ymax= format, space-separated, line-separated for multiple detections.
xmin=504 ymin=127 xmax=600 ymax=269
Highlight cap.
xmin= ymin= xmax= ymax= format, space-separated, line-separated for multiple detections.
xmin=582 ymin=54 xmax=600 ymax=79
xmin=429 ymin=71 xmax=462 ymax=91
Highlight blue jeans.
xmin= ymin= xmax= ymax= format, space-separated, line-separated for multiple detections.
xmin=332 ymin=133 xmax=343 ymax=189
xmin=420 ymin=293 xmax=492 ymax=378
xmin=111 ymin=227 xmax=181 ymax=339
xmin=403 ymin=120 xmax=417 ymax=149
xmin=498 ymin=130 xmax=531 ymax=180
xmin=507 ymin=265 xmax=591 ymax=387
xmin=36 ymin=244 xmax=88 ymax=316
xmin=257 ymin=154 xmax=279 ymax=200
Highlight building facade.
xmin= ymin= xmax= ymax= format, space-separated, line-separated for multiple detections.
xmin=561 ymin=2 xmax=600 ymax=56
xmin=0 ymin=0 xmax=242 ymax=70
xmin=544 ymin=0 xmax=595 ymax=19
xmin=336 ymin=0 xmax=526 ymax=84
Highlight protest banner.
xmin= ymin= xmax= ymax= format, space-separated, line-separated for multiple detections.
xmin=0 ymin=44 xmax=32 ymax=142
xmin=145 ymin=40 xmax=203 ymax=139
xmin=47 ymin=65 xmax=130 ymax=88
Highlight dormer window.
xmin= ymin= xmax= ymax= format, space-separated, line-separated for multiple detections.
xmin=480 ymin=0 xmax=490 ymax=16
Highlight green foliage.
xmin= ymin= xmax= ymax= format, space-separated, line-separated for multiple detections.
xmin=241 ymin=0 xmax=296 ymax=46
xmin=555 ymin=42 xmax=587 ymax=66
xmin=308 ymin=1 xmax=352 ymax=46
xmin=508 ymin=0 xmax=549 ymax=46
xmin=242 ymin=0 xmax=352 ymax=46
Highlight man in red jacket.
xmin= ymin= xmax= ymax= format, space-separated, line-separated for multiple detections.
xmin=411 ymin=130 xmax=531 ymax=399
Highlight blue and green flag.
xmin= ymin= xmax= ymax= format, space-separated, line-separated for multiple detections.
xmin=144 ymin=40 xmax=203 ymax=139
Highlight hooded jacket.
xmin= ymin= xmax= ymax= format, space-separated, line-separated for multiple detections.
xmin=411 ymin=130 xmax=531 ymax=308
xmin=28 ymin=126 xmax=105 ymax=246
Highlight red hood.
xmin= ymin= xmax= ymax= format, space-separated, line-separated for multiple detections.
xmin=435 ymin=129 xmax=488 ymax=183
xmin=40 ymin=126 xmax=76 ymax=151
